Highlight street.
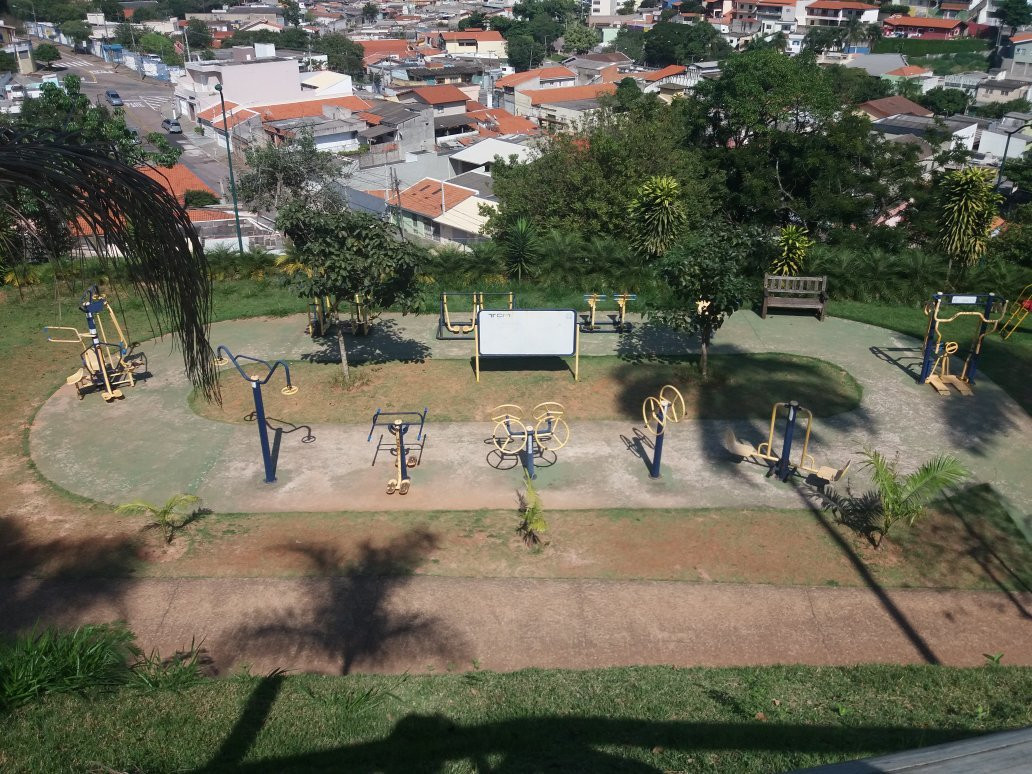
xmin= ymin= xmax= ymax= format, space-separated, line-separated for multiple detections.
xmin=51 ymin=47 xmax=232 ymax=196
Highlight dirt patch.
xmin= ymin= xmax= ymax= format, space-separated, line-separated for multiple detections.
xmin=191 ymin=354 xmax=862 ymax=426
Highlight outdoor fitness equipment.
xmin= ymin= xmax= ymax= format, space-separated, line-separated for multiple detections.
xmin=475 ymin=309 xmax=580 ymax=382
xmin=44 ymin=285 xmax=138 ymax=401
xmin=307 ymin=294 xmax=372 ymax=337
xmin=437 ymin=291 xmax=515 ymax=340
xmin=581 ymin=292 xmax=636 ymax=333
xmin=641 ymin=385 xmax=686 ymax=479
xmin=919 ymin=292 xmax=1007 ymax=396
xmin=367 ymin=408 xmax=428 ymax=495
xmin=723 ymin=401 xmax=850 ymax=484
xmin=214 ymin=345 xmax=299 ymax=484
xmin=490 ymin=402 xmax=570 ymax=479
xmin=1000 ymin=284 xmax=1031 ymax=340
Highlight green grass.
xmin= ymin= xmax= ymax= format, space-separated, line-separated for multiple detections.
xmin=873 ymin=38 xmax=989 ymax=56
xmin=828 ymin=300 xmax=1031 ymax=414
xmin=1 ymin=665 xmax=1029 ymax=772
xmin=906 ymin=51 xmax=990 ymax=76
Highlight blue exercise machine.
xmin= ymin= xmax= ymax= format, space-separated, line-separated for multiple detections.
xmin=724 ymin=401 xmax=850 ymax=485
xmin=918 ymin=292 xmax=1007 ymax=396
xmin=367 ymin=408 xmax=428 ymax=494
xmin=490 ymin=403 xmax=570 ymax=479
xmin=214 ymin=345 xmax=298 ymax=483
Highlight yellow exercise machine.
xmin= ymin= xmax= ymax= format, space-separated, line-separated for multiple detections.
xmin=919 ymin=292 xmax=1007 ymax=396
xmin=44 ymin=285 xmax=138 ymax=401
xmin=490 ymin=402 xmax=570 ymax=479
xmin=367 ymin=408 xmax=428 ymax=495
xmin=640 ymin=384 xmax=685 ymax=478
xmin=581 ymin=292 xmax=636 ymax=333
xmin=438 ymin=291 xmax=514 ymax=340
xmin=723 ymin=401 xmax=850 ymax=484
xmin=307 ymin=294 xmax=372 ymax=337
xmin=1000 ymin=283 xmax=1031 ymax=340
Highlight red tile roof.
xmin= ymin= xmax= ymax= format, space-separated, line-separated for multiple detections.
xmin=369 ymin=178 xmax=476 ymax=218
xmin=643 ymin=64 xmax=688 ymax=82
xmin=197 ymin=101 xmax=238 ymax=122
xmin=212 ymin=108 xmax=259 ymax=130
xmin=441 ymin=30 xmax=505 ymax=42
xmin=466 ymin=99 xmax=487 ymax=111
xmin=494 ymin=66 xmax=574 ymax=88
xmin=137 ymin=164 xmax=215 ymax=204
xmin=806 ymin=0 xmax=877 ymax=9
xmin=1012 ymin=32 xmax=1032 ymax=43
xmin=253 ymin=96 xmax=371 ymax=120
xmin=187 ymin=208 xmax=234 ymax=222
xmin=857 ymin=95 xmax=932 ymax=120
xmin=467 ymin=107 xmax=539 ymax=135
xmin=524 ymin=82 xmax=617 ymax=106
xmin=358 ymin=39 xmax=411 ymax=56
xmin=409 ymin=84 xmax=470 ymax=105
xmin=884 ymin=65 xmax=932 ymax=77
xmin=883 ymin=14 xmax=962 ymax=29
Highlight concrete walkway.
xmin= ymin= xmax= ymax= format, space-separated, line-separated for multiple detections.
xmin=2 ymin=575 xmax=1029 ymax=673
xmin=29 ymin=312 xmax=1032 ymax=532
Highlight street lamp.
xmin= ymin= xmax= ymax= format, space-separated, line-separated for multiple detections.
xmin=214 ymin=83 xmax=245 ymax=254
xmin=995 ymin=118 xmax=1032 ymax=191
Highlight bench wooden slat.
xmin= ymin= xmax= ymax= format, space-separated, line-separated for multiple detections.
xmin=762 ymin=273 xmax=828 ymax=321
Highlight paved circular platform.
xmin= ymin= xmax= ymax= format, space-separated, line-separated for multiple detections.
xmin=28 ymin=312 xmax=1032 ymax=527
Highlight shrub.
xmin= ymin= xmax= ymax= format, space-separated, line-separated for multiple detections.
xmin=873 ymin=38 xmax=988 ymax=56
xmin=184 ymin=189 xmax=220 ymax=207
xmin=517 ymin=473 xmax=547 ymax=547
xmin=0 ymin=624 xmax=139 ymax=710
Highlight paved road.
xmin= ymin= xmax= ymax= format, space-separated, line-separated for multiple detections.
xmin=49 ymin=47 xmax=230 ymax=194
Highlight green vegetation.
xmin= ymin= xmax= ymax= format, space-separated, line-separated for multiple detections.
xmin=873 ymin=38 xmax=989 ymax=56
xmin=2 ymin=665 xmax=1030 ymax=771
xmin=907 ymin=51 xmax=990 ymax=76
xmin=31 ymin=42 xmax=60 ymax=68
xmin=115 ymin=493 xmax=203 ymax=544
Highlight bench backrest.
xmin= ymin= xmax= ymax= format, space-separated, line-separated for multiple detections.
xmin=764 ymin=274 xmax=827 ymax=295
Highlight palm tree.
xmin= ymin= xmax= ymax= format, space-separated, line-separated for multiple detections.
xmin=0 ymin=128 xmax=216 ymax=399
xmin=537 ymin=228 xmax=585 ymax=284
xmin=825 ymin=448 xmax=968 ymax=547
xmin=627 ymin=175 xmax=688 ymax=260
xmin=116 ymin=493 xmax=202 ymax=544
xmin=500 ymin=217 xmax=542 ymax=283
xmin=938 ymin=167 xmax=1001 ymax=282
xmin=894 ymin=77 xmax=923 ymax=101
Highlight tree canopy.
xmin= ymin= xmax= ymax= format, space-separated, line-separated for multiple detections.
xmin=642 ymin=22 xmax=729 ymax=66
xmin=237 ymin=130 xmax=343 ymax=213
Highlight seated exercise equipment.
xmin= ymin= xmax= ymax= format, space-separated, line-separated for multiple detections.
xmin=490 ymin=402 xmax=569 ymax=479
xmin=367 ymin=409 xmax=428 ymax=495
xmin=1000 ymin=283 xmax=1031 ymax=340
xmin=214 ymin=346 xmax=299 ymax=484
xmin=581 ymin=292 xmax=636 ymax=333
xmin=641 ymin=385 xmax=685 ymax=479
xmin=307 ymin=296 xmax=335 ymax=337
xmin=919 ymin=292 xmax=1007 ymax=396
xmin=44 ymin=285 xmax=139 ymax=401
xmin=437 ymin=291 xmax=514 ymax=340
xmin=307 ymin=294 xmax=372 ymax=338
xmin=723 ymin=401 xmax=850 ymax=484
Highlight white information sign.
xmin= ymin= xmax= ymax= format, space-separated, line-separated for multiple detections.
xmin=477 ymin=309 xmax=578 ymax=357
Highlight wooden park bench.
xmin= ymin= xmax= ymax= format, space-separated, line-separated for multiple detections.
xmin=761 ymin=274 xmax=828 ymax=321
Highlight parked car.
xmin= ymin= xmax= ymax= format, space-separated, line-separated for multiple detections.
xmin=161 ymin=118 xmax=182 ymax=134
xmin=104 ymin=90 xmax=123 ymax=106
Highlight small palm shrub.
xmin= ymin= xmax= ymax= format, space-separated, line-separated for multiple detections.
xmin=116 ymin=493 xmax=202 ymax=544
xmin=771 ymin=225 xmax=814 ymax=275
xmin=516 ymin=473 xmax=547 ymax=547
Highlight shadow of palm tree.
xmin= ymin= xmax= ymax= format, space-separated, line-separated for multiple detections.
xmin=219 ymin=529 xmax=469 ymax=675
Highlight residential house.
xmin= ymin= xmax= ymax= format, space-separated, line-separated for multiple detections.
xmin=881 ymin=65 xmax=935 ymax=88
xmin=370 ymin=178 xmax=479 ymax=240
xmin=976 ymin=78 xmax=1031 ymax=105
xmin=465 ymin=105 xmax=540 ymax=136
xmin=732 ymin=0 xmax=797 ymax=37
xmin=448 ymin=137 xmax=539 ymax=174
xmin=492 ymin=66 xmax=577 ymax=112
xmin=1006 ymin=31 xmax=1032 ymax=79
xmin=515 ymin=83 xmax=618 ymax=129
xmin=873 ymin=113 xmax=980 ymax=153
xmin=438 ymin=30 xmax=507 ymax=60
xmin=356 ymin=99 xmax=436 ymax=162
xmin=978 ymin=112 xmax=1032 ymax=160
xmin=800 ymin=1 xmax=879 ymax=31
xmin=564 ymin=52 xmax=633 ymax=85
xmin=388 ymin=62 xmax=485 ymax=89
xmin=882 ymin=15 xmax=967 ymax=39
xmin=300 ymin=70 xmax=355 ymax=94
xmin=942 ymin=70 xmax=988 ymax=97
xmin=357 ymin=38 xmax=414 ymax=67
xmin=856 ymin=95 xmax=932 ymax=121
xmin=398 ymin=84 xmax=472 ymax=115
xmin=641 ymin=64 xmax=698 ymax=102
xmin=0 ymin=23 xmax=34 ymax=75
xmin=590 ymin=0 xmax=622 ymax=15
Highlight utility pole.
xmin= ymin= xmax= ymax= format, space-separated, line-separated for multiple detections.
xmin=215 ymin=82 xmax=246 ymax=254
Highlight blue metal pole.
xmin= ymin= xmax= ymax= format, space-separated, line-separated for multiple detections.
xmin=649 ymin=404 xmax=666 ymax=479
xmin=252 ymin=380 xmax=275 ymax=483
xmin=777 ymin=401 xmax=799 ymax=482
xmin=525 ymin=431 xmax=536 ymax=480
xmin=918 ymin=294 xmax=940 ymax=384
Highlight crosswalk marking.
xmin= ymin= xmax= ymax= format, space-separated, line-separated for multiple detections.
xmin=62 ymin=57 xmax=93 ymax=68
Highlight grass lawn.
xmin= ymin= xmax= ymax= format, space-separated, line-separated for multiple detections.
xmin=828 ymin=300 xmax=1032 ymax=414
xmin=192 ymin=353 xmax=862 ymax=425
xmin=1 ymin=665 xmax=1030 ymax=773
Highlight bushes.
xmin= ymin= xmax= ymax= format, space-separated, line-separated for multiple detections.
xmin=873 ymin=38 xmax=989 ymax=56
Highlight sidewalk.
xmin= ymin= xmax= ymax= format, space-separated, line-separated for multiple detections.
xmin=2 ymin=575 xmax=1029 ymax=673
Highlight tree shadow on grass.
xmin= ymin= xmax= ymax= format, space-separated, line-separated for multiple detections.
xmin=218 ymin=529 xmax=469 ymax=676
xmin=301 ymin=319 xmax=431 ymax=366
xmin=0 ymin=516 xmax=138 ymax=636
xmin=198 ymin=712 xmax=987 ymax=773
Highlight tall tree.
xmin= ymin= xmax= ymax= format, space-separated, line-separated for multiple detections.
xmin=506 ymin=34 xmax=545 ymax=71
xmin=59 ymin=19 xmax=92 ymax=45
xmin=561 ymin=22 xmax=601 ymax=54
xmin=184 ymin=18 xmax=212 ymax=50
xmin=894 ymin=77 xmax=924 ymax=101
xmin=33 ymin=43 xmax=61 ymax=69
xmin=282 ymin=0 xmax=303 ymax=27
xmin=918 ymin=86 xmax=970 ymax=116
xmin=237 ymin=129 xmax=344 ymax=213
xmin=938 ymin=167 xmax=1001 ymax=279
xmin=652 ymin=228 xmax=755 ymax=377
xmin=995 ymin=0 xmax=1032 ymax=33
xmin=313 ymin=34 xmax=364 ymax=76
xmin=643 ymin=21 xmax=729 ymax=66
